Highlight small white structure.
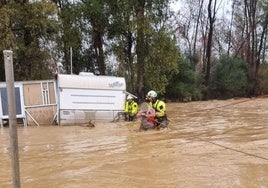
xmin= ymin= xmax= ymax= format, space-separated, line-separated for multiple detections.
xmin=0 ymin=80 xmax=57 ymax=127
xmin=56 ymin=73 xmax=126 ymax=125
xmin=0 ymin=83 xmax=25 ymax=126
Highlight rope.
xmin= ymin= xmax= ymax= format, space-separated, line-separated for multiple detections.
xmin=182 ymin=94 xmax=268 ymax=161
xmin=205 ymin=140 xmax=268 ymax=161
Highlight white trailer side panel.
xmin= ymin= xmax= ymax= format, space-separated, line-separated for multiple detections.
xmin=57 ymin=73 xmax=126 ymax=124
xmin=59 ymin=89 xmax=125 ymax=110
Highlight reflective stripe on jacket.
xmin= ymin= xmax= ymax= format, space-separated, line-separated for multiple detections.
xmin=125 ymin=101 xmax=138 ymax=115
xmin=150 ymin=99 xmax=166 ymax=117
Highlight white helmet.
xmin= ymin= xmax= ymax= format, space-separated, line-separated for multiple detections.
xmin=147 ymin=90 xmax=157 ymax=98
xmin=127 ymin=95 xmax=134 ymax=100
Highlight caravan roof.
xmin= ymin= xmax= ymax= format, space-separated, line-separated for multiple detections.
xmin=57 ymin=74 xmax=126 ymax=90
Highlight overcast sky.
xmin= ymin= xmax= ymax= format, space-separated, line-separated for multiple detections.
xmin=171 ymin=0 xmax=181 ymax=12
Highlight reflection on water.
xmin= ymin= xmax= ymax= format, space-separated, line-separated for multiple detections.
xmin=0 ymin=98 xmax=268 ymax=188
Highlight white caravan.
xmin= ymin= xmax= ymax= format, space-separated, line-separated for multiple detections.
xmin=56 ymin=73 xmax=126 ymax=125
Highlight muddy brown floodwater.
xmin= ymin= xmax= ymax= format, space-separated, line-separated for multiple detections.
xmin=1 ymin=98 xmax=268 ymax=188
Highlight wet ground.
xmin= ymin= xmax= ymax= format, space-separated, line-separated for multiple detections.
xmin=1 ymin=97 xmax=268 ymax=188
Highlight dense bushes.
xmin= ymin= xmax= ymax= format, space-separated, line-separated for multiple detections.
xmin=209 ymin=56 xmax=248 ymax=99
xmin=166 ymin=58 xmax=202 ymax=101
xmin=165 ymin=55 xmax=251 ymax=101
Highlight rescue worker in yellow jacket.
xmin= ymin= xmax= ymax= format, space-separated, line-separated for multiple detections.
xmin=146 ymin=90 xmax=168 ymax=128
xmin=124 ymin=95 xmax=138 ymax=121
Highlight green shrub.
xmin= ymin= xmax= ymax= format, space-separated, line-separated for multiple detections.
xmin=209 ymin=55 xmax=248 ymax=99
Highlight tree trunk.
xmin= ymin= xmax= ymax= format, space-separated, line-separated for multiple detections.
xmin=204 ymin=0 xmax=216 ymax=99
xmin=126 ymin=31 xmax=135 ymax=93
xmin=135 ymin=1 xmax=146 ymax=100
xmin=91 ymin=18 xmax=106 ymax=75
xmin=244 ymin=0 xmax=258 ymax=96
xmin=193 ymin=0 xmax=204 ymax=55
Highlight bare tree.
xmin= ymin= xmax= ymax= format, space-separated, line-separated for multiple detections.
xmin=204 ymin=0 xmax=217 ymax=96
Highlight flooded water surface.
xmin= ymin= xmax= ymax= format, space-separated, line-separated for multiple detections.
xmin=1 ymin=98 xmax=268 ymax=188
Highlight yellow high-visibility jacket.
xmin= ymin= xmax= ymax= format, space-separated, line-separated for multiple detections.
xmin=124 ymin=101 xmax=138 ymax=116
xmin=149 ymin=99 xmax=166 ymax=117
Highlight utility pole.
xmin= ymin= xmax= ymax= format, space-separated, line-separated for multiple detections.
xmin=3 ymin=50 xmax=21 ymax=188
xmin=70 ymin=47 xmax=73 ymax=74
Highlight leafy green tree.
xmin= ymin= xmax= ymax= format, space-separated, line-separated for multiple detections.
xmin=52 ymin=1 xmax=86 ymax=74
xmin=107 ymin=0 xmax=137 ymax=92
xmin=144 ymin=30 xmax=180 ymax=95
xmin=0 ymin=1 xmax=59 ymax=81
xmin=209 ymin=55 xmax=248 ymax=99
xmin=107 ymin=0 xmax=179 ymax=99
xmin=76 ymin=0 xmax=111 ymax=75
xmin=166 ymin=57 xmax=202 ymax=101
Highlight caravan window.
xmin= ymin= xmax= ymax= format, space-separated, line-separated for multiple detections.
xmin=0 ymin=87 xmax=22 ymax=116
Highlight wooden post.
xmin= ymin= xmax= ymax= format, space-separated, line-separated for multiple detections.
xmin=70 ymin=47 xmax=73 ymax=74
xmin=3 ymin=50 xmax=21 ymax=188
